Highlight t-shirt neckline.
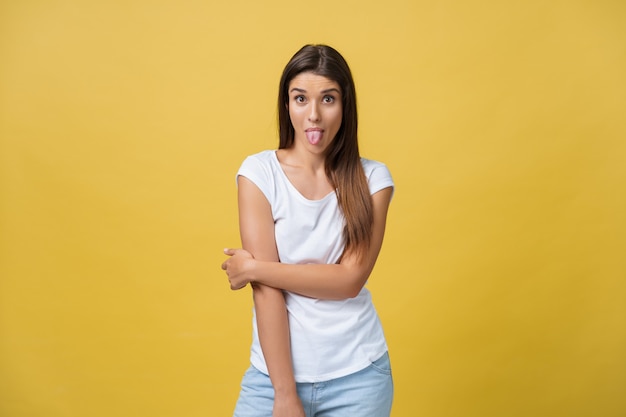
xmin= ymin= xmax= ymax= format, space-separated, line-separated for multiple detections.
xmin=271 ymin=151 xmax=336 ymax=203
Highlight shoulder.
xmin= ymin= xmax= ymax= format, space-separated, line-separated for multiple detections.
xmin=237 ymin=150 xmax=279 ymax=201
xmin=360 ymin=157 xmax=390 ymax=175
xmin=360 ymin=157 xmax=393 ymax=182
xmin=240 ymin=150 xmax=276 ymax=167
xmin=360 ymin=157 xmax=395 ymax=197
xmin=238 ymin=150 xmax=277 ymax=176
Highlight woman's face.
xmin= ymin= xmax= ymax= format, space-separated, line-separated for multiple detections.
xmin=287 ymin=72 xmax=343 ymax=155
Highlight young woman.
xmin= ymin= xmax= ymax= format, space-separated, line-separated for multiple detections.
xmin=221 ymin=44 xmax=394 ymax=417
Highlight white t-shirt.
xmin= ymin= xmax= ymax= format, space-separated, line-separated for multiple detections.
xmin=237 ymin=150 xmax=394 ymax=383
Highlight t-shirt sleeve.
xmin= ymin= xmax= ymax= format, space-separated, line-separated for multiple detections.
xmin=236 ymin=153 xmax=274 ymax=204
xmin=366 ymin=161 xmax=395 ymax=199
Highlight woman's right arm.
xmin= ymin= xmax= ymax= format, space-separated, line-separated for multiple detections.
xmin=237 ymin=176 xmax=304 ymax=417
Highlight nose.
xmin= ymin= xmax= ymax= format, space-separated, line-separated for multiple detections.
xmin=308 ymin=102 xmax=320 ymax=122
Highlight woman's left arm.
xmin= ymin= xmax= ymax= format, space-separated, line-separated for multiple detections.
xmin=222 ymin=186 xmax=393 ymax=300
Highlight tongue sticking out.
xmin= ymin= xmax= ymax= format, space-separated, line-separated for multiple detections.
xmin=306 ymin=130 xmax=323 ymax=145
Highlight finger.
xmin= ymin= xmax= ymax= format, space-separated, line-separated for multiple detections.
xmin=221 ymin=261 xmax=228 ymax=270
xmin=225 ymin=248 xmax=247 ymax=256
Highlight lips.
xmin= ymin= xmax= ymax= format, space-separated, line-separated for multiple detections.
xmin=305 ymin=128 xmax=324 ymax=145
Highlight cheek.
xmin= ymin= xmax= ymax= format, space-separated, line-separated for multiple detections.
xmin=331 ymin=109 xmax=343 ymax=129
xmin=288 ymin=105 xmax=305 ymax=122
xmin=287 ymin=109 xmax=297 ymax=128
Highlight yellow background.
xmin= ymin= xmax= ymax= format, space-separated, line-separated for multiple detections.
xmin=1 ymin=0 xmax=625 ymax=416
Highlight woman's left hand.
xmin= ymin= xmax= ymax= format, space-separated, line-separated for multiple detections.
xmin=221 ymin=248 xmax=255 ymax=290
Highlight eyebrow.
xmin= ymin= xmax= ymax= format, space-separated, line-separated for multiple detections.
xmin=289 ymin=87 xmax=341 ymax=94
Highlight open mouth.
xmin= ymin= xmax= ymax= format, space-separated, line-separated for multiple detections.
xmin=306 ymin=129 xmax=323 ymax=145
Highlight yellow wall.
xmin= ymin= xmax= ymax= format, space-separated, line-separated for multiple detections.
xmin=1 ymin=1 xmax=624 ymax=416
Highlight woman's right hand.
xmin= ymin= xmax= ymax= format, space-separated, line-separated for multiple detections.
xmin=273 ymin=392 xmax=305 ymax=417
xmin=221 ymin=248 xmax=256 ymax=290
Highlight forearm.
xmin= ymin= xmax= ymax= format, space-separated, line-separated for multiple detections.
xmin=252 ymin=283 xmax=298 ymax=395
xmin=251 ymin=261 xmax=371 ymax=300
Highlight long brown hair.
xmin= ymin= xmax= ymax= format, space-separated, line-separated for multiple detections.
xmin=277 ymin=44 xmax=373 ymax=257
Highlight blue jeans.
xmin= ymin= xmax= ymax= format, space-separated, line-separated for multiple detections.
xmin=233 ymin=352 xmax=393 ymax=417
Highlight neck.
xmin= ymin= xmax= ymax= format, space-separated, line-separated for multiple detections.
xmin=281 ymin=145 xmax=327 ymax=173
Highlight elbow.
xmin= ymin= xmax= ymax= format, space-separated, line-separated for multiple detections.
xmin=341 ymin=272 xmax=369 ymax=299
xmin=344 ymin=287 xmax=362 ymax=299
xmin=332 ymin=284 xmax=363 ymax=300
xmin=335 ymin=261 xmax=373 ymax=299
xmin=315 ymin=278 xmax=363 ymax=301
